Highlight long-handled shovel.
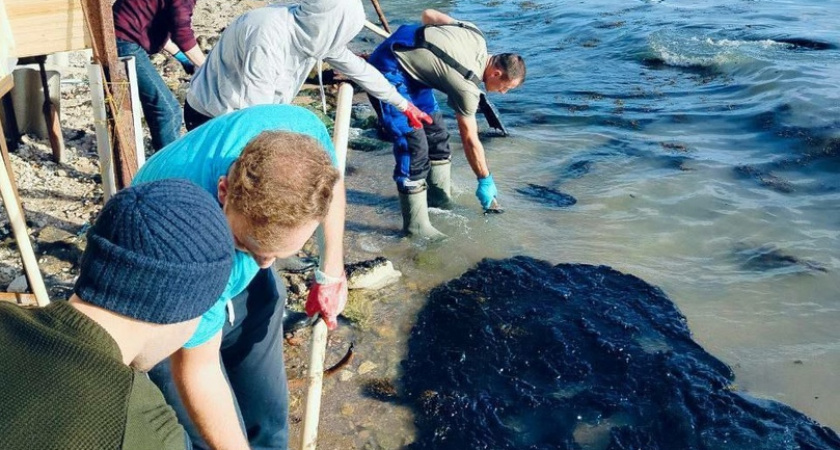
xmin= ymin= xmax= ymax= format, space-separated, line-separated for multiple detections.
xmin=300 ymin=82 xmax=353 ymax=450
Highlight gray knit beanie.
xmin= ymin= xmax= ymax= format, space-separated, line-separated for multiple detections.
xmin=74 ymin=179 xmax=234 ymax=324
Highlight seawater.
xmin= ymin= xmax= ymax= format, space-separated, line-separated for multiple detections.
xmin=343 ymin=0 xmax=839 ymax=438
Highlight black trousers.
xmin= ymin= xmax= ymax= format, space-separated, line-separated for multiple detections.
xmin=183 ymin=100 xmax=214 ymax=132
xmin=148 ymin=268 xmax=289 ymax=450
xmin=403 ymin=109 xmax=452 ymax=184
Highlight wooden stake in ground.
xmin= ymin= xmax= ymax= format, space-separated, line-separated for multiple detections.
xmin=369 ymin=0 xmax=391 ymax=34
xmin=0 ymin=75 xmax=50 ymax=307
xmin=300 ymin=83 xmax=353 ymax=450
xmin=80 ymin=0 xmax=138 ymax=189
xmin=36 ymin=56 xmax=64 ymax=163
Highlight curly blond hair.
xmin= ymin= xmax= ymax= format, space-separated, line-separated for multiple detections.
xmin=226 ymin=131 xmax=339 ymax=247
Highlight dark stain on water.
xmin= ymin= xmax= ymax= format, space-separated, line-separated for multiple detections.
xmin=639 ymin=56 xmax=724 ymax=77
xmin=549 ymin=159 xmax=595 ymax=188
xmin=740 ymin=106 xmax=840 ymax=190
xmin=346 ymin=189 xmax=391 ymax=207
xmin=516 ymin=183 xmax=577 ymax=207
xmin=734 ymin=165 xmax=795 ymax=193
xmin=401 ymin=257 xmax=840 ymax=449
xmin=772 ymin=37 xmax=836 ymax=50
xmin=733 ymin=243 xmax=829 ymax=274
xmin=773 ymin=137 xmax=840 ymax=173
xmin=563 ymin=160 xmax=593 ymax=179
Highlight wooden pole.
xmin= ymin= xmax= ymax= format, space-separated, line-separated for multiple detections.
xmin=122 ymin=56 xmax=146 ymax=169
xmin=0 ymin=76 xmax=50 ymax=307
xmin=0 ymin=76 xmax=22 ymax=201
xmin=369 ymin=0 xmax=391 ymax=34
xmin=36 ymin=56 xmax=65 ymax=163
xmin=300 ymin=83 xmax=352 ymax=450
xmin=364 ymin=20 xmax=390 ymax=39
xmin=80 ymin=0 xmax=138 ymax=189
xmin=88 ymin=62 xmax=117 ymax=202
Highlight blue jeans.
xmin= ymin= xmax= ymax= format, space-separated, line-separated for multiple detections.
xmin=116 ymin=39 xmax=182 ymax=150
xmin=148 ymin=268 xmax=289 ymax=450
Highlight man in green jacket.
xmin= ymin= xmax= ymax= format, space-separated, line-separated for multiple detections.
xmin=0 ymin=179 xmax=235 ymax=450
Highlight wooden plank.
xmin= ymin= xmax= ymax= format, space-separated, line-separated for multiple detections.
xmin=0 ymin=292 xmax=38 ymax=306
xmin=3 ymin=0 xmax=91 ymax=58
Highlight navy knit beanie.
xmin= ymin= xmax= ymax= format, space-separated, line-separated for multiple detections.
xmin=74 ymin=179 xmax=234 ymax=324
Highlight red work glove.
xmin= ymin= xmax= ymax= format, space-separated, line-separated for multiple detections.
xmin=304 ymin=270 xmax=348 ymax=330
xmin=403 ymin=103 xmax=433 ymax=129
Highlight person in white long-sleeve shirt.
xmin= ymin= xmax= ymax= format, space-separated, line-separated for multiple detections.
xmin=184 ymin=0 xmax=431 ymax=130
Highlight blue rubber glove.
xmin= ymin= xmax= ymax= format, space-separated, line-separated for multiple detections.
xmin=476 ymin=174 xmax=498 ymax=210
xmin=173 ymin=51 xmax=194 ymax=74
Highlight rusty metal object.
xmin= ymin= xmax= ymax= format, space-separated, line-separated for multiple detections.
xmin=288 ymin=343 xmax=355 ymax=390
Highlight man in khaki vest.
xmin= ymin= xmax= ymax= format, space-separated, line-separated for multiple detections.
xmin=368 ymin=9 xmax=526 ymax=239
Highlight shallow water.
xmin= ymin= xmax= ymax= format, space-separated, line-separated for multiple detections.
xmin=333 ymin=0 xmax=840 ymax=442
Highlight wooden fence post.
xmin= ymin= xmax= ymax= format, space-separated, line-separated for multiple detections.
xmin=0 ymin=75 xmax=50 ymax=306
xmin=80 ymin=0 xmax=137 ymax=189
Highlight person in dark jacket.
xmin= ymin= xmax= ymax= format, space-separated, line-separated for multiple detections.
xmin=113 ymin=0 xmax=206 ymax=150
xmin=0 ymin=179 xmax=234 ymax=450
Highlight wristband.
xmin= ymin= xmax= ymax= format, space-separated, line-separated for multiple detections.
xmin=314 ymin=269 xmax=345 ymax=285
xmin=174 ymin=51 xmax=191 ymax=65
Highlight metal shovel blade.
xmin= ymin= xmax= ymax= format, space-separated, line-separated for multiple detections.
xmin=479 ymin=94 xmax=508 ymax=137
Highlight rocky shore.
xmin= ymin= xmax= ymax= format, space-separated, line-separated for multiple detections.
xmin=1 ymin=2 xmax=415 ymax=447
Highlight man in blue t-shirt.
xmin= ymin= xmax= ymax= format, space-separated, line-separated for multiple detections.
xmin=133 ymin=104 xmax=346 ymax=449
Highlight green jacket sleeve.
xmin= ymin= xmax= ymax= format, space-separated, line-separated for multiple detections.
xmin=122 ymin=372 xmax=187 ymax=450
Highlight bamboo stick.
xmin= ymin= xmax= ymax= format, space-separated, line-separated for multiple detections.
xmin=122 ymin=56 xmax=146 ymax=169
xmin=88 ymin=62 xmax=117 ymax=202
xmin=300 ymin=83 xmax=353 ymax=450
xmin=0 ymin=93 xmax=50 ymax=306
